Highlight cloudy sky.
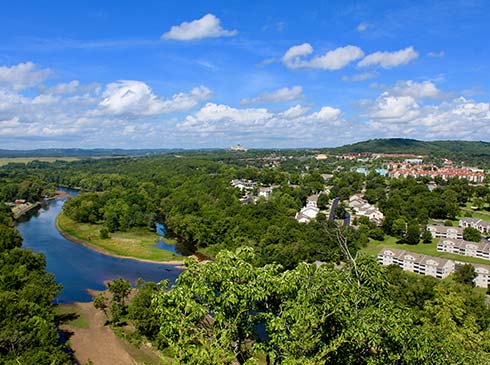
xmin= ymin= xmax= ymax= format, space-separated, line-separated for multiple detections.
xmin=1 ymin=0 xmax=489 ymax=149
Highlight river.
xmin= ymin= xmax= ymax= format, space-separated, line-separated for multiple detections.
xmin=15 ymin=188 xmax=183 ymax=303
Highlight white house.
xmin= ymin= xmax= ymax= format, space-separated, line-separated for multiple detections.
xmin=295 ymin=194 xmax=321 ymax=223
xmin=348 ymin=194 xmax=384 ymax=225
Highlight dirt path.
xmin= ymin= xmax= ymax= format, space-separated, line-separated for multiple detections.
xmin=60 ymin=302 xmax=138 ymax=365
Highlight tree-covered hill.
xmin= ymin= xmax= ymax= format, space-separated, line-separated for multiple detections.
xmin=327 ymin=138 xmax=490 ymax=157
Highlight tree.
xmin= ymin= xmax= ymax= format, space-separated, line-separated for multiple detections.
xmin=93 ymin=293 xmax=108 ymax=317
xmin=99 ymin=227 xmax=110 ymax=239
xmin=0 ymin=224 xmax=23 ymax=252
xmin=404 ymin=222 xmax=421 ymax=245
xmin=107 ymin=278 xmax=131 ymax=324
xmin=454 ymin=264 xmax=477 ymax=287
xmin=422 ymin=229 xmax=433 ymax=243
xmin=463 ymin=227 xmax=482 ymax=242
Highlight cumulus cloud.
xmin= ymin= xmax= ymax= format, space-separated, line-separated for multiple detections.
xmin=240 ymin=86 xmax=303 ymax=105
xmin=358 ymin=46 xmax=418 ymax=68
xmin=279 ymin=104 xmax=310 ymax=119
xmin=390 ymin=80 xmax=442 ymax=99
xmin=282 ymin=44 xmax=364 ymax=70
xmin=0 ymin=62 xmax=51 ymax=90
xmin=162 ymin=14 xmax=237 ymax=41
xmin=96 ymin=81 xmax=211 ymax=116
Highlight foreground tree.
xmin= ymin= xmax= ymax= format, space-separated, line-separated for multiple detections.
xmin=463 ymin=227 xmax=482 ymax=242
xmin=152 ymin=247 xmax=490 ymax=364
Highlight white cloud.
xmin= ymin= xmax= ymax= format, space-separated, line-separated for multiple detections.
xmin=279 ymin=104 xmax=310 ymax=119
xmin=0 ymin=62 xmax=51 ymax=90
xmin=240 ymin=86 xmax=303 ymax=105
xmin=162 ymin=14 xmax=237 ymax=41
xmin=282 ymin=43 xmax=313 ymax=66
xmin=282 ymin=44 xmax=364 ymax=70
xmin=358 ymin=46 xmax=418 ymax=68
xmin=96 ymin=81 xmax=210 ymax=116
xmin=309 ymin=106 xmax=342 ymax=121
xmin=390 ymin=80 xmax=442 ymax=99
xmin=356 ymin=22 xmax=370 ymax=32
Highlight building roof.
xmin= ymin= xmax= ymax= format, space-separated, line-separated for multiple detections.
xmin=379 ymin=248 xmax=453 ymax=268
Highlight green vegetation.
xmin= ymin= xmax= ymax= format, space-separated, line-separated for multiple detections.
xmin=116 ymin=247 xmax=490 ymax=364
xmin=57 ymin=212 xmax=182 ymax=262
xmin=0 ymin=202 xmax=72 ymax=364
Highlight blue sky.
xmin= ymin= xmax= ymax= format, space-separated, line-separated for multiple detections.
xmin=0 ymin=0 xmax=489 ymax=149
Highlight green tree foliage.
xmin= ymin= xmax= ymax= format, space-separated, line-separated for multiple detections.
xmin=151 ymin=248 xmax=490 ymax=364
xmin=454 ymin=264 xmax=477 ymax=287
xmin=422 ymin=229 xmax=433 ymax=243
xmin=463 ymin=227 xmax=482 ymax=242
xmin=107 ymin=278 xmax=131 ymax=324
xmin=0 ymin=216 xmax=71 ymax=363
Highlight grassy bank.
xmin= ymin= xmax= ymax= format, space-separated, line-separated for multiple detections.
xmin=57 ymin=212 xmax=183 ymax=263
xmin=362 ymin=235 xmax=490 ymax=266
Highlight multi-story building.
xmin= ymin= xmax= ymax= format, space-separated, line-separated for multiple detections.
xmin=426 ymin=225 xmax=464 ymax=240
xmin=437 ymin=238 xmax=490 ymax=260
xmin=378 ymin=248 xmax=455 ymax=279
xmin=459 ymin=218 xmax=490 ymax=235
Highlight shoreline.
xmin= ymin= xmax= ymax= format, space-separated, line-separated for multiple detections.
xmin=55 ymin=214 xmax=186 ymax=268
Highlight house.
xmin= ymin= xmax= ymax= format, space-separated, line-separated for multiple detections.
xmin=348 ymin=194 xmax=384 ymax=225
xmin=315 ymin=154 xmax=328 ymax=161
xmin=230 ymin=179 xmax=256 ymax=191
xmin=258 ymin=186 xmax=279 ymax=200
xmin=295 ymin=194 xmax=321 ymax=223
xmin=472 ymin=263 xmax=490 ymax=288
xmin=459 ymin=218 xmax=490 ymax=235
xmin=15 ymin=199 xmax=26 ymax=205
xmin=321 ymin=174 xmax=334 ymax=181
xmin=426 ymin=225 xmax=464 ymax=240
xmin=230 ymin=144 xmax=248 ymax=152
xmin=437 ymin=238 xmax=490 ymax=260
xmin=378 ymin=248 xmax=455 ymax=279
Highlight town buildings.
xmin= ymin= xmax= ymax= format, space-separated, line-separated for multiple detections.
xmin=426 ymin=225 xmax=464 ymax=240
xmin=437 ymin=238 xmax=490 ymax=260
xmin=348 ymin=194 xmax=384 ymax=225
xmin=378 ymin=248 xmax=455 ymax=279
xmin=388 ymin=163 xmax=485 ymax=182
xmin=459 ymin=217 xmax=490 ymax=235
xmin=378 ymin=248 xmax=490 ymax=288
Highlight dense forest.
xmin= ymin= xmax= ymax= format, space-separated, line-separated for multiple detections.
xmin=0 ymin=194 xmax=71 ymax=363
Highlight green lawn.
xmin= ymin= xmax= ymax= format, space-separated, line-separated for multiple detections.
xmin=57 ymin=212 xmax=183 ymax=262
xmin=362 ymin=235 xmax=490 ymax=266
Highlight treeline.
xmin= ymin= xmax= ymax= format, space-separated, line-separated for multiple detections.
xmin=0 ymin=199 xmax=71 ymax=363
xmin=102 ymin=248 xmax=490 ymax=364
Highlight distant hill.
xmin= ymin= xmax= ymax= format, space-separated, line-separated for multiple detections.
xmin=0 ymin=148 xmax=183 ymax=158
xmin=328 ymin=138 xmax=490 ymax=157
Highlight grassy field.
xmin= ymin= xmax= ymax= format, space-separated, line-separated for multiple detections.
xmin=57 ymin=212 xmax=183 ymax=262
xmin=0 ymin=157 xmax=80 ymax=166
xmin=362 ymin=235 xmax=490 ymax=266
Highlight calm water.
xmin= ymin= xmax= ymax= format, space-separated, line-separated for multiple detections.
xmin=16 ymin=190 xmax=183 ymax=303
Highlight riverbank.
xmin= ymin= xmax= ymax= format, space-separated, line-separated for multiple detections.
xmin=56 ymin=212 xmax=185 ymax=265
xmin=12 ymin=201 xmax=40 ymax=219
xmin=57 ymin=301 xmax=165 ymax=365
